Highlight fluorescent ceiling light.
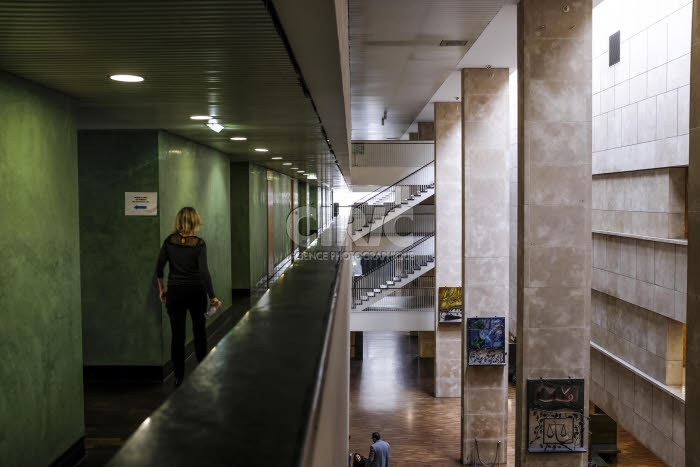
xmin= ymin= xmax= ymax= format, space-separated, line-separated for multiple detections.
xmin=255 ymin=148 xmax=269 ymax=152
xmin=190 ymin=115 xmax=212 ymax=120
xmin=297 ymin=170 xmax=305 ymax=173
xmin=282 ymin=163 xmax=292 ymax=166
xmin=110 ymin=74 xmax=144 ymax=82
xmin=230 ymin=136 xmax=247 ymax=141
xmin=271 ymin=156 xmax=283 ymax=160
xmin=306 ymin=174 xmax=317 ymax=180
xmin=206 ymin=119 xmax=224 ymax=133
xmin=291 ymin=167 xmax=298 ymax=170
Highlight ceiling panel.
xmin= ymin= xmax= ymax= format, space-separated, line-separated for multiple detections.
xmin=350 ymin=0 xmax=506 ymax=140
xmin=0 ymin=0 xmax=346 ymax=188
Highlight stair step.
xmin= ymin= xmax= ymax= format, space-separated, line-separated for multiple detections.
xmin=379 ymin=284 xmax=388 ymax=289
xmin=361 ymin=296 xmax=368 ymax=301
xmin=373 ymin=288 xmax=381 ymax=293
xmin=367 ymin=292 xmax=375 ymax=297
xmin=386 ymin=281 xmax=395 ymax=286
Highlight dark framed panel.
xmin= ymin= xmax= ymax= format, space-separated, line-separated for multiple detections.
xmin=526 ymin=378 xmax=586 ymax=453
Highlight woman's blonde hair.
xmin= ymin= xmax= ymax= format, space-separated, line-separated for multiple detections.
xmin=174 ymin=207 xmax=202 ymax=235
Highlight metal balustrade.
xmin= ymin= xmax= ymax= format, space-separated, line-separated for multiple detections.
xmin=350 ymin=161 xmax=435 ymax=234
xmin=351 ymin=234 xmax=434 ymax=309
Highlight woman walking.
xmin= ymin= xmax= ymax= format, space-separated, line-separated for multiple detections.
xmin=156 ymin=207 xmax=220 ymax=387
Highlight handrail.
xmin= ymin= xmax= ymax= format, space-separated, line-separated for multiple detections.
xmin=353 ymin=233 xmax=435 ymax=280
xmin=352 ymin=160 xmax=434 ymax=207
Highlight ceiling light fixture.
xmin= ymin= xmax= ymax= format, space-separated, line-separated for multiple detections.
xmin=230 ymin=136 xmax=247 ymax=141
xmin=297 ymin=170 xmax=305 ymax=173
xmin=110 ymin=74 xmax=144 ymax=83
xmin=255 ymin=148 xmax=269 ymax=152
xmin=291 ymin=167 xmax=298 ymax=170
xmin=282 ymin=162 xmax=292 ymax=166
xmin=190 ymin=115 xmax=212 ymax=120
xmin=206 ymin=119 xmax=224 ymax=133
xmin=271 ymin=156 xmax=283 ymax=160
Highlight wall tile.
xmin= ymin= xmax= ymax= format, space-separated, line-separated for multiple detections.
xmin=652 ymin=387 xmax=674 ymax=438
xmin=648 ymin=65 xmax=668 ymax=97
xmin=638 ymin=96 xmax=658 ymax=142
xmin=619 ymin=237 xmax=637 ymax=278
xmin=657 ymin=90 xmax=679 ymax=139
xmin=593 ymin=114 xmax=608 ymax=152
xmin=634 ymin=376 xmax=653 ymax=421
xmin=673 ymin=398 xmax=685 ymax=447
xmin=616 ymin=39 xmax=631 ymax=84
xmin=601 ymin=50 xmax=616 ymax=90
xmin=629 ymin=29 xmax=648 ymax=77
xmin=654 ymin=243 xmax=676 ymax=289
xmin=667 ymin=54 xmax=690 ymax=90
xmin=593 ymin=92 xmax=601 ymax=117
xmin=615 ymin=81 xmax=630 ymax=109
xmin=621 ymin=103 xmax=639 ymax=146
xmin=601 ymin=87 xmax=615 ymax=114
xmin=606 ymin=236 xmax=621 ymax=274
xmin=607 ymin=108 xmax=623 ymax=149
xmin=675 ymin=245 xmax=687 ymax=292
xmin=667 ymin=3 xmax=692 ymax=61
xmin=636 ymin=240 xmax=655 ymax=283
xmin=647 ymin=20 xmax=668 ymax=70
xmin=678 ymin=84 xmax=690 ymax=135
xmin=630 ymin=72 xmax=648 ymax=103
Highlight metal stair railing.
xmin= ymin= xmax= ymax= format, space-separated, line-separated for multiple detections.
xmin=351 ymin=234 xmax=435 ymax=309
xmin=350 ymin=161 xmax=435 ymax=233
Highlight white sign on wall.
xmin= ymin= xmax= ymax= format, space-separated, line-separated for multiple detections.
xmin=125 ymin=192 xmax=158 ymax=216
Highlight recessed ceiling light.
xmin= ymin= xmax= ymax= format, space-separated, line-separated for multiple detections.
xmin=230 ymin=137 xmax=247 ymax=141
xmin=110 ymin=74 xmax=144 ymax=82
xmin=282 ymin=162 xmax=292 ymax=166
xmin=271 ymin=156 xmax=283 ymax=160
xmin=255 ymin=148 xmax=269 ymax=152
xmin=297 ymin=170 xmax=305 ymax=173
xmin=206 ymin=119 xmax=224 ymax=133
xmin=291 ymin=167 xmax=298 ymax=170
xmin=190 ymin=115 xmax=212 ymax=120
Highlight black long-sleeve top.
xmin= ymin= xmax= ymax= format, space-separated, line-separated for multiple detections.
xmin=156 ymin=233 xmax=215 ymax=298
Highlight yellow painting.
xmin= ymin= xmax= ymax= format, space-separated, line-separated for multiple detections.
xmin=438 ymin=286 xmax=462 ymax=322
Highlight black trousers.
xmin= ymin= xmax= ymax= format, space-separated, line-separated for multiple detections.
xmin=166 ymin=285 xmax=208 ymax=380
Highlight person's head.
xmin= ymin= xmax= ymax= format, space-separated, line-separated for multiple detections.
xmin=354 ymin=453 xmax=362 ymax=462
xmin=174 ymin=207 xmax=202 ymax=235
xmin=371 ymin=432 xmax=381 ymax=442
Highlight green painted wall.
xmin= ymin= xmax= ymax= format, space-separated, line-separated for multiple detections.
xmin=271 ymin=171 xmax=292 ymax=267
xmin=309 ymin=184 xmax=319 ymax=232
xmin=158 ymin=132 xmax=232 ymax=354
xmin=249 ymin=165 xmax=267 ymax=289
xmin=230 ymin=162 xmax=250 ymax=290
xmin=0 ymin=73 xmax=84 ymax=466
xmin=298 ymin=181 xmax=309 ymax=239
xmin=78 ymin=131 xmax=163 ymax=366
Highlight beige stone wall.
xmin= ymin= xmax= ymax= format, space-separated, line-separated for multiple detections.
xmin=590 ymin=347 xmax=685 ymax=466
xmin=592 ymin=234 xmax=688 ymax=321
xmin=592 ymin=168 xmax=687 ymax=238
xmin=592 ymin=290 xmax=685 ymax=383
xmin=592 ymin=0 xmax=692 ymax=174
xmin=434 ymin=101 xmax=462 ymax=397
xmin=461 ymin=68 xmax=510 ymax=465
xmin=508 ymin=71 xmax=518 ymax=337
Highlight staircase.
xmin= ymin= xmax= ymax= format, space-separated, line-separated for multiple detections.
xmin=352 ymin=234 xmax=435 ymax=312
xmin=350 ymin=162 xmax=434 ymax=242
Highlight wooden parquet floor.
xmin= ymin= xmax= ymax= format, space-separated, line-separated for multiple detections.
xmin=349 ymin=332 xmax=667 ymax=467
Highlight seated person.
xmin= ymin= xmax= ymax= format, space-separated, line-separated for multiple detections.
xmin=353 ymin=452 xmax=367 ymax=467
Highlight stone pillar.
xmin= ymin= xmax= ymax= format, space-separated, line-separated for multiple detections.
xmin=686 ymin=2 xmax=700 ymax=464
xmin=515 ymin=1 xmax=592 ymax=466
xmin=418 ymin=122 xmax=435 ymax=141
xmin=461 ymin=68 xmax=510 ymax=465
xmin=434 ymin=102 xmax=462 ymax=397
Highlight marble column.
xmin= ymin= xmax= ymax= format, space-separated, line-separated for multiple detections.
xmin=686 ymin=2 xmax=700 ymax=465
xmin=434 ymin=102 xmax=463 ymax=397
xmin=515 ymin=1 xmax=592 ymax=466
xmin=461 ymin=68 xmax=510 ymax=465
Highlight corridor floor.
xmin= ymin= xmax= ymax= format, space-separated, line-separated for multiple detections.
xmin=349 ymin=331 xmax=666 ymax=467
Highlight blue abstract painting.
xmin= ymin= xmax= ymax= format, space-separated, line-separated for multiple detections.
xmin=466 ymin=317 xmax=506 ymax=366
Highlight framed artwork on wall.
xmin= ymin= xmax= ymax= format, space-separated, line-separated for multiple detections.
xmin=438 ymin=287 xmax=462 ymax=323
xmin=466 ymin=317 xmax=506 ymax=365
xmin=526 ymin=378 xmax=586 ymax=453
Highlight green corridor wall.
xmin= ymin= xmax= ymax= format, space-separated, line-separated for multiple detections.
xmin=230 ymin=162 xmax=251 ymax=291
xmin=78 ymin=131 xmax=162 ymax=366
xmin=249 ymin=164 xmax=268 ymax=289
xmin=0 ymin=73 xmax=85 ymax=466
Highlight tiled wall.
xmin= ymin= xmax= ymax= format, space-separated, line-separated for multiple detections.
xmin=592 ymin=167 xmax=686 ymax=238
xmin=592 ymin=290 xmax=684 ymax=383
xmin=592 ymin=233 xmax=687 ymax=322
xmin=592 ymin=0 xmax=691 ymax=174
xmin=591 ymin=347 xmax=685 ymax=466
